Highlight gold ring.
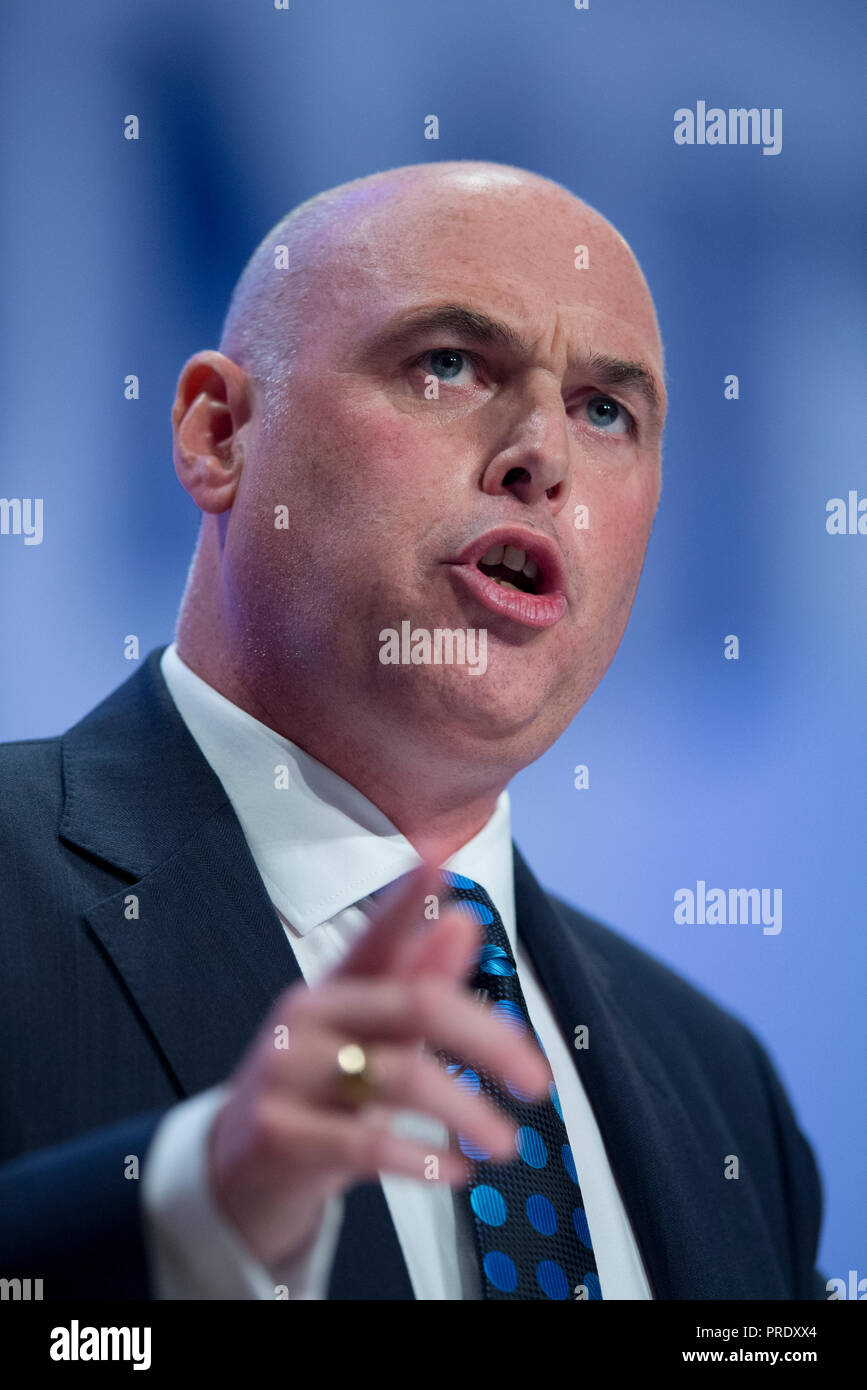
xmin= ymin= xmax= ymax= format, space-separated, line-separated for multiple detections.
xmin=334 ymin=1042 xmax=377 ymax=1108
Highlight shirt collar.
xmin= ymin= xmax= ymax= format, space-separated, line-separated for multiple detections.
xmin=159 ymin=643 xmax=516 ymax=942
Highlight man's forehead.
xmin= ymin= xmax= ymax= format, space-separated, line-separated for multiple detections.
xmin=310 ymin=191 xmax=661 ymax=364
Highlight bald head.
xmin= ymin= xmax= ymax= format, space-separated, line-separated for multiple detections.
xmin=218 ymin=161 xmax=664 ymax=423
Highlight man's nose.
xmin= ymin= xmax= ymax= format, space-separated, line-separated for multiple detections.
xmin=480 ymin=373 xmax=572 ymax=513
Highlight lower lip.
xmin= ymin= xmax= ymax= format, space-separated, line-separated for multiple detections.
xmin=446 ymin=564 xmax=568 ymax=630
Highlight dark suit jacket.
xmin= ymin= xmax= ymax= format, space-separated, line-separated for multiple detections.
xmin=0 ymin=649 xmax=825 ymax=1299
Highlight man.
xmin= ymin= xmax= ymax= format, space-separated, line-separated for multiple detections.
xmin=0 ymin=161 xmax=824 ymax=1300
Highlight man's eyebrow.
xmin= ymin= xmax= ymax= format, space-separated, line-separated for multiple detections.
xmin=582 ymin=351 xmax=665 ymax=422
xmin=365 ymin=304 xmax=528 ymax=357
xmin=364 ymin=304 xmax=664 ymax=422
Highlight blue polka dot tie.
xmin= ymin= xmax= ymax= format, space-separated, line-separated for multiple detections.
xmin=438 ymin=871 xmax=603 ymax=1301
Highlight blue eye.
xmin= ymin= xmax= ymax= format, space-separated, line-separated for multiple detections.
xmin=425 ymin=348 xmax=473 ymax=382
xmin=586 ymin=395 xmax=631 ymax=435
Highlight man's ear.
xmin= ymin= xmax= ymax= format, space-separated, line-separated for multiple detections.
xmin=172 ymin=350 xmax=253 ymax=513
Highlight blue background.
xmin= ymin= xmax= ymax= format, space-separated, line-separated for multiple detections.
xmin=2 ymin=0 xmax=864 ymax=1288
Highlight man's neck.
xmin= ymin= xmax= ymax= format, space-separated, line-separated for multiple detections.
xmin=174 ymin=640 xmax=508 ymax=864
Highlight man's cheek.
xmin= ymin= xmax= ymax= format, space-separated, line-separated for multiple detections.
xmin=337 ymin=407 xmax=463 ymax=498
xmin=328 ymin=396 xmax=423 ymax=462
xmin=586 ymin=487 xmax=656 ymax=569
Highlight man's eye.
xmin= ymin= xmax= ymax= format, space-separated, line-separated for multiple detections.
xmin=585 ymin=395 xmax=632 ymax=435
xmin=421 ymin=348 xmax=475 ymax=383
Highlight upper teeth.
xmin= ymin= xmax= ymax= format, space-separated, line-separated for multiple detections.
xmin=480 ymin=545 xmax=539 ymax=580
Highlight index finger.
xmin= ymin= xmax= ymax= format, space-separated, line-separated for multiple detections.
xmin=333 ymin=860 xmax=446 ymax=981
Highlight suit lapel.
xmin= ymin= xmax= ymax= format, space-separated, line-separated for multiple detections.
xmin=62 ymin=649 xmax=301 ymax=1094
xmin=513 ymin=845 xmax=782 ymax=1300
xmin=61 ymin=648 xmax=414 ymax=1300
xmin=83 ymin=804 xmax=303 ymax=1095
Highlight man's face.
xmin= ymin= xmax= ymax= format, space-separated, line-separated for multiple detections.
xmin=223 ymin=170 xmax=666 ymax=772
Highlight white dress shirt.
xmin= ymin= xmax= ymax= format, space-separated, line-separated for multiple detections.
xmin=140 ymin=642 xmax=652 ymax=1300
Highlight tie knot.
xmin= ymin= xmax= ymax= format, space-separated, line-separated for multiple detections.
xmin=369 ymin=870 xmax=514 ymax=975
xmin=441 ymin=870 xmax=495 ymax=916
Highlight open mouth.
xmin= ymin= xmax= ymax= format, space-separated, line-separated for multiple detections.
xmin=443 ymin=527 xmax=568 ymax=630
xmin=476 ymin=544 xmax=540 ymax=595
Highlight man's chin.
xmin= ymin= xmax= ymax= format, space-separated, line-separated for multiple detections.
xmin=377 ymin=661 xmax=561 ymax=751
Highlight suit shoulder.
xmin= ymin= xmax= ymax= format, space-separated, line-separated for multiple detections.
xmin=0 ymin=736 xmax=65 ymax=855
xmin=0 ymin=737 xmax=63 ymax=806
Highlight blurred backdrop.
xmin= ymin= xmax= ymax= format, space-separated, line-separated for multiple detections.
xmin=2 ymin=0 xmax=864 ymax=1285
